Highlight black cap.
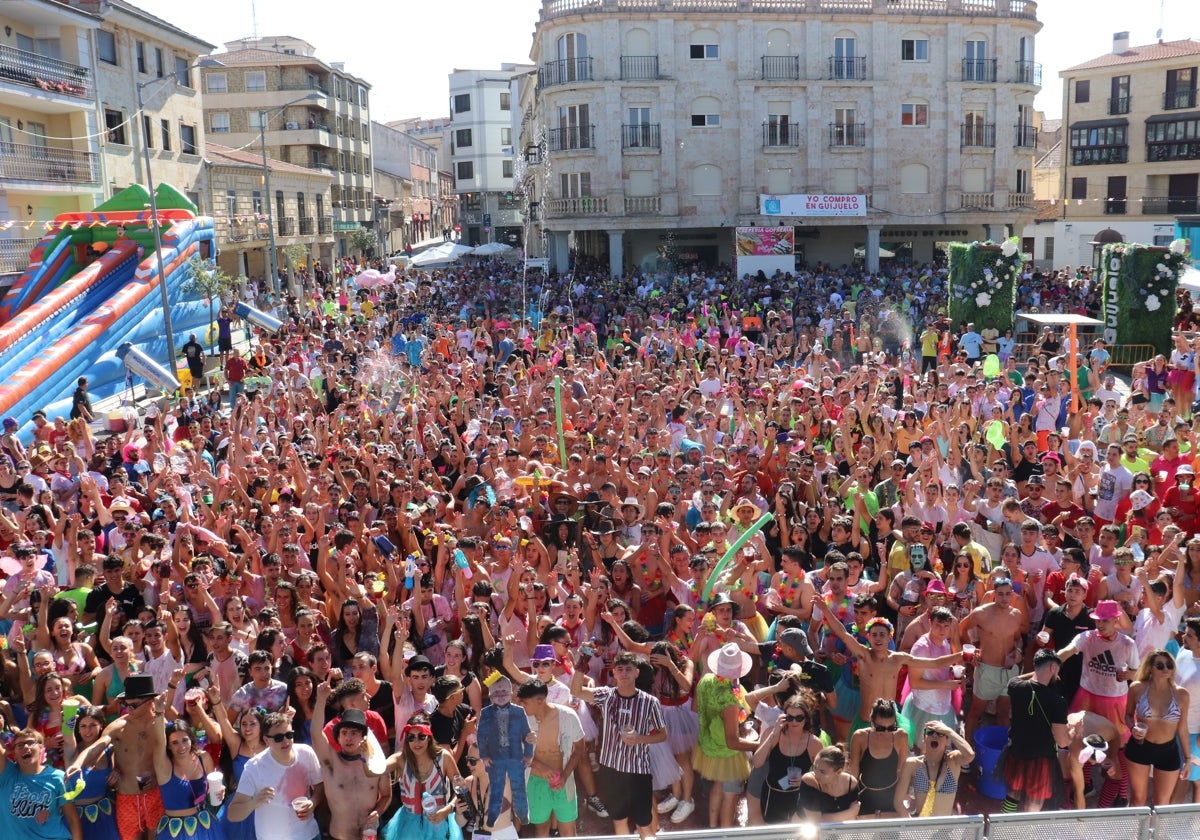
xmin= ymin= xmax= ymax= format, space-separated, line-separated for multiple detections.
xmin=334 ymin=708 xmax=369 ymax=734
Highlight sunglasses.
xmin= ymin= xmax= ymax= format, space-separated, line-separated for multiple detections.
xmin=406 ymin=733 xmax=430 ymax=742
xmin=784 ymin=714 xmax=807 ymax=723
xmin=874 ymin=723 xmax=898 ymax=732
xmin=1154 ymin=661 xmax=1175 ymax=671
xmin=268 ymin=731 xmax=296 ymax=743
xmin=466 ymin=757 xmax=479 ymax=766
xmin=924 ymin=727 xmax=939 ymax=738
xmin=532 ymin=659 xmax=556 ymax=668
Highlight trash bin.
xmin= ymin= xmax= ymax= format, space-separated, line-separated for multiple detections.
xmin=973 ymin=725 xmax=1009 ymax=799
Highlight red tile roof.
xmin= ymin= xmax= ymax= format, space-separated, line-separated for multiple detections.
xmin=1064 ymin=39 xmax=1200 ymax=73
xmin=1034 ymin=200 xmax=1060 ymax=223
xmin=205 ymin=143 xmax=331 ymax=178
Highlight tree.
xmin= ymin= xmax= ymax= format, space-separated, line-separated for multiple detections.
xmin=348 ymin=226 xmax=377 ymax=258
xmin=182 ymin=255 xmax=240 ymax=353
xmin=282 ymin=243 xmax=309 ymax=272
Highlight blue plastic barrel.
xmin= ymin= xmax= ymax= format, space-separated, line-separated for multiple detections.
xmin=973 ymin=725 xmax=1010 ymax=799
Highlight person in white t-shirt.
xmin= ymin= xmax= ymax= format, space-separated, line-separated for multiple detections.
xmin=1133 ymin=533 xmax=1187 ymax=661
xmin=227 ymin=712 xmax=324 ymax=840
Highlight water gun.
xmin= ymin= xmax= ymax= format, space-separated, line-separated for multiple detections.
xmin=454 ymin=549 xmax=473 ymax=580
xmin=404 ymin=553 xmax=418 ymax=589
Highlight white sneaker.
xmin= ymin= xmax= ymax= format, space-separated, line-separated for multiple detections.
xmin=657 ymin=795 xmax=679 ymax=814
xmin=670 ymin=799 xmax=695 ymax=823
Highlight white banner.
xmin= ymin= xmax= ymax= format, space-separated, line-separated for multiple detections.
xmin=760 ymin=193 xmax=866 ymax=217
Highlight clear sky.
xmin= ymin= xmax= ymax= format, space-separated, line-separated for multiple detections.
xmin=132 ymin=0 xmax=1195 ymax=123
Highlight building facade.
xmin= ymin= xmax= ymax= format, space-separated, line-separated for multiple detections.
xmin=1024 ymin=33 xmax=1200 ymax=268
xmin=521 ymin=0 xmax=1042 ymax=277
xmin=0 ymin=0 xmax=101 ymax=279
xmin=89 ymin=0 xmax=213 ymax=207
xmin=449 ymin=64 xmax=533 ymax=247
xmin=372 ymin=120 xmax=440 ymax=252
xmin=199 ymin=142 xmax=334 ymax=282
xmin=198 ymin=36 xmax=372 ymax=258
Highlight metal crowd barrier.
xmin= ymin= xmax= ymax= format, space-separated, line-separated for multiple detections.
xmin=570 ymin=803 xmax=1200 ymax=840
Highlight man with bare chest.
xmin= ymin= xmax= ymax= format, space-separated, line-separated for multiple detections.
xmin=821 ymin=612 xmax=961 ymax=735
xmin=959 ymin=577 xmax=1028 ymax=740
xmin=312 ymin=682 xmax=390 ymax=840
xmin=69 ymin=674 xmax=164 ymax=840
xmin=518 ymin=680 xmax=585 ymax=837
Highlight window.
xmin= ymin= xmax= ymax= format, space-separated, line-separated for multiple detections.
xmin=210 ymin=113 xmax=230 ymax=133
xmin=155 ymin=47 xmax=164 ymax=78
xmin=1044 ymin=237 xmax=1055 ymax=262
xmin=180 ymin=123 xmax=197 ymax=155
xmin=690 ymin=43 xmax=719 ymax=59
xmin=1070 ymin=122 xmax=1128 ymax=165
xmin=962 ymin=167 xmax=986 ymax=193
xmin=362 ymin=122 xmax=369 ymax=143
xmin=1017 ymin=168 xmax=1031 ymax=194
xmin=333 ymin=78 xmax=342 ymax=100
xmin=175 ymin=57 xmax=190 ymax=87
xmin=1110 ymin=75 xmax=1131 ymax=114
xmin=1071 ymin=177 xmax=1087 ymax=199
xmin=766 ymin=111 xmax=792 ymax=146
xmin=142 ymin=115 xmax=154 ymax=148
xmin=359 ymin=86 xmax=368 ymax=107
xmin=245 ymin=71 xmax=266 ymax=92
xmin=136 ymin=41 xmax=146 ymax=74
xmin=832 ymin=167 xmax=856 ymax=193
xmin=1105 ymin=175 xmax=1127 ymax=214
xmin=248 ymin=111 xmax=264 ymax=130
xmin=500 ymin=127 xmax=512 ymax=146
xmin=767 ymin=168 xmax=791 ymax=194
xmin=276 ymin=191 xmax=285 ymax=218
xmin=901 ymin=103 xmax=928 ymax=127
xmin=97 ymin=30 xmax=117 ymax=65
xmin=1074 ymin=80 xmax=1090 ymax=103
xmin=456 ymin=129 xmax=472 ymax=148
xmin=456 ymin=161 xmax=474 ymax=180
xmin=832 ymin=36 xmax=857 ymax=79
xmin=692 ymin=164 xmax=721 ymax=196
xmin=560 ymin=172 xmax=591 ymax=198
xmin=502 ymin=160 xmax=513 ymax=178
xmin=500 ymin=92 xmax=511 ymax=110
xmin=160 ymin=119 xmax=171 ymax=151
xmin=691 ymin=97 xmax=720 ymax=127
xmin=105 ymin=109 xmax=126 ymax=145
xmin=1147 ymin=116 xmax=1200 ymax=161
xmin=206 ymin=73 xmax=227 ymax=94
xmin=900 ymin=163 xmax=929 ymax=194
xmin=1166 ymin=68 xmax=1198 ymax=109
xmin=557 ymin=104 xmax=591 ymax=149
xmin=901 ymin=39 xmax=929 ymax=61
xmin=225 ymin=190 xmax=237 ymax=218
xmin=297 ymin=192 xmax=306 ymax=217
xmin=454 ymin=93 xmax=471 ymax=113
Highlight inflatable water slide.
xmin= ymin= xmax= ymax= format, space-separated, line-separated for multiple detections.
xmin=0 ymin=184 xmax=216 ymax=433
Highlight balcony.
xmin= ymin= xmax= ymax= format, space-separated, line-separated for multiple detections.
xmin=761 ymin=55 xmax=800 ymax=81
xmin=828 ymin=56 xmax=868 ymax=80
xmin=299 ymin=217 xmax=315 ymax=235
xmin=763 ymin=122 xmax=800 ymax=148
xmin=0 ymin=45 xmax=91 ymax=99
xmin=1071 ymin=146 xmax=1128 ymax=165
xmin=1014 ymin=124 xmax=1038 ymax=149
xmin=280 ymin=80 xmax=329 ymax=94
xmin=1164 ymin=89 xmax=1199 ymax=110
xmin=0 ymin=238 xmax=39 ymax=275
xmin=539 ymin=57 xmax=593 ymax=88
xmin=277 ymin=217 xmax=296 ymax=236
xmin=1108 ymin=96 xmax=1132 ymax=115
xmin=960 ymin=193 xmax=995 ymax=209
xmin=961 ymin=123 xmax=996 ymax=148
xmin=219 ymin=221 xmax=253 ymax=243
xmin=546 ymin=196 xmax=608 ymax=216
xmin=621 ymin=124 xmax=660 ymax=150
xmin=0 ymin=143 xmax=98 ymax=183
xmin=961 ymin=58 xmax=997 ymax=83
xmin=1148 ymin=141 xmax=1200 ymax=162
xmin=308 ymin=158 xmax=335 ymax=172
xmin=1014 ymin=60 xmax=1042 ymax=87
xmin=547 ymin=125 xmax=594 ymax=152
xmin=624 ymin=196 xmax=661 ymax=215
xmin=829 ymin=123 xmax=866 ymax=147
xmin=1104 ymin=198 xmax=1128 ymax=215
xmin=620 ymin=56 xmax=659 ymax=81
xmin=1142 ymin=196 xmax=1200 ymax=215
xmin=318 ymin=217 xmax=333 ymax=235
xmin=1009 ymin=193 xmax=1033 ymax=209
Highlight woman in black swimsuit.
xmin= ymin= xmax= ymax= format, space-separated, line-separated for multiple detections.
xmin=798 ymin=744 xmax=861 ymax=823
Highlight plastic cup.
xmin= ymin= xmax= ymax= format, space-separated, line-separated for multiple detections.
xmin=206 ymin=772 xmax=225 ymax=806
xmin=291 ymin=797 xmax=312 ymax=816
xmin=1037 ymin=630 xmax=1051 ymax=647
xmin=962 ymin=644 xmax=976 ymax=663
xmin=362 ymin=830 xmax=377 ymax=840
xmin=951 ymin=665 xmax=966 ymax=679
xmin=62 ymin=698 xmax=81 ymax=728
xmin=1132 ymin=723 xmax=1148 ymax=741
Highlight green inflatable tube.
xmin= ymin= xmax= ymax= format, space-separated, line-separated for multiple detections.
xmin=554 ymin=375 xmax=567 ymax=469
xmin=701 ymin=512 xmax=774 ymax=604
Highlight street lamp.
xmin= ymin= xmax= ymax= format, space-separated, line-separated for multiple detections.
xmin=260 ymin=93 xmax=323 ymax=299
xmin=134 ymin=58 xmax=221 ymax=371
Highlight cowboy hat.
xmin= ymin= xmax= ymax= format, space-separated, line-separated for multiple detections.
xmin=549 ymin=491 xmax=579 ymax=517
xmin=707 ymin=642 xmax=752 ymax=680
xmin=732 ymin=498 xmax=762 ymax=518
xmin=706 ymin=591 xmax=740 ymax=617
xmin=590 ymin=520 xmax=618 ymax=537
xmin=619 ymin=496 xmax=644 ymax=517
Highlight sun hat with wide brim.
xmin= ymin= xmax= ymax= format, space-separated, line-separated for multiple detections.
xmin=732 ymin=499 xmax=762 ymax=518
xmin=707 ymin=642 xmax=752 ymax=680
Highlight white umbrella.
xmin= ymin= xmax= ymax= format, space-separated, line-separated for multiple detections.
xmin=853 ymin=246 xmax=897 ymax=259
xmin=471 ymin=242 xmax=513 ymax=256
xmin=410 ymin=243 xmax=467 ymax=267
xmin=1181 ymin=265 xmax=1200 ymax=294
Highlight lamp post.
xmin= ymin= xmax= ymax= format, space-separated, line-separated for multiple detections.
xmin=260 ymin=93 xmax=322 ymax=299
xmin=134 ymin=60 xmax=220 ymax=370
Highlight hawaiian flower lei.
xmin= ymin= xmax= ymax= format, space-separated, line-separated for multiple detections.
xmin=714 ymin=675 xmax=749 ymax=723
xmin=778 ymin=571 xmax=803 ymax=607
xmin=637 ymin=552 xmax=664 ymax=590
xmin=822 ymin=591 xmax=853 ymax=624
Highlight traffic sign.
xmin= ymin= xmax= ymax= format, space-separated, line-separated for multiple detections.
xmin=482 ymin=214 xmax=492 ymax=225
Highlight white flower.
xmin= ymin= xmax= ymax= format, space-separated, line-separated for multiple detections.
xmin=1146 ymin=295 xmax=1161 ymax=312
xmin=1171 ymin=239 xmax=1188 ymax=255
xmin=976 ymin=292 xmax=992 ymax=307
xmin=1001 ymin=240 xmax=1018 ymax=258
xmin=996 ymin=259 xmax=1005 ymax=267
xmin=1157 ymin=263 xmax=1168 ymax=273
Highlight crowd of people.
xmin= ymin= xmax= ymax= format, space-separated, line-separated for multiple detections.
xmin=4 ymin=252 xmax=1200 ymax=840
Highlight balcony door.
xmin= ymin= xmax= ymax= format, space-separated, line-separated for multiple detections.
xmin=965 ymin=40 xmax=987 ymax=81
xmin=1169 ymin=173 xmax=1199 ymax=214
xmin=559 ymin=104 xmax=590 ymax=149
xmin=834 ymin=37 xmax=856 ymax=79
xmin=627 ymin=106 xmax=650 ymax=147
xmin=557 ymin=33 xmax=587 ymax=82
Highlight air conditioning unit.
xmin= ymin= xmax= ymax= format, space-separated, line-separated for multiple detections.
xmin=286 ymin=122 xmax=299 ymax=130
